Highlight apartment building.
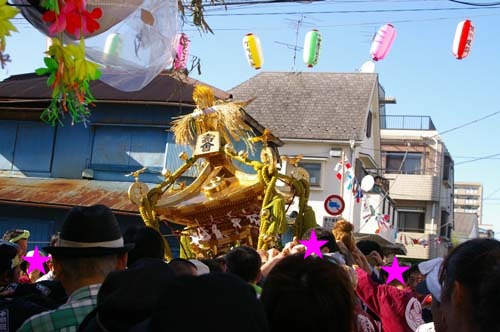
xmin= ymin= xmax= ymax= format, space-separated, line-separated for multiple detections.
xmin=454 ymin=182 xmax=483 ymax=225
xmin=380 ymin=115 xmax=453 ymax=260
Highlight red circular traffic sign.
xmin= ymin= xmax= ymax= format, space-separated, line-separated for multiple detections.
xmin=324 ymin=194 xmax=345 ymax=216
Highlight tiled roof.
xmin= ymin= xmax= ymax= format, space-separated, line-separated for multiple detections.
xmin=0 ymin=71 xmax=230 ymax=103
xmin=229 ymin=72 xmax=378 ymax=141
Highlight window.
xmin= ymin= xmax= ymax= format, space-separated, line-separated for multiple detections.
xmin=366 ymin=111 xmax=372 ymax=138
xmin=385 ymin=152 xmax=422 ymax=174
xmin=91 ymin=126 xmax=167 ymax=171
xmin=0 ymin=120 xmax=55 ymax=173
xmin=440 ymin=211 xmax=450 ymax=238
xmin=443 ymin=154 xmax=453 ymax=181
xmin=398 ymin=210 xmax=425 ymax=233
xmin=297 ymin=161 xmax=322 ymax=187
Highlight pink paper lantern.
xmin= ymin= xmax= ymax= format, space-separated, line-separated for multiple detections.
xmin=370 ymin=24 xmax=397 ymax=61
xmin=173 ymin=33 xmax=190 ymax=71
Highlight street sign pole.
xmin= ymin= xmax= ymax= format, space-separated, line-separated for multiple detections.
xmin=340 ymin=149 xmax=345 ymax=199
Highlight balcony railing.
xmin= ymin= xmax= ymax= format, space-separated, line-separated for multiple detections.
xmin=381 ymin=115 xmax=436 ymax=130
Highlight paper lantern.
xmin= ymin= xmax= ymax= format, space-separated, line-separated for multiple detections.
xmin=370 ymin=24 xmax=396 ymax=61
xmin=303 ymin=29 xmax=322 ymax=68
xmin=103 ymin=33 xmax=123 ymax=59
xmin=452 ymin=19 xmax=475 ymax=60
xmin=173 ymin=33 xmax=190 ymax=71
xmin=242 ymin=33 xmax=264 ymax=70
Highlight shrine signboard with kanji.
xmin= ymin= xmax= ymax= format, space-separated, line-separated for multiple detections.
xmin=194 ymin=131 xmax=220 ymax=157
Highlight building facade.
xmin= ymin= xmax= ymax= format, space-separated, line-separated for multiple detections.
xmin=230 ymin=72 xmax=401 ymax=251
xmin=454 ymin=182 xmax=483 ymax=225
xmin=380 ymin=115 xmax=454 ymax=259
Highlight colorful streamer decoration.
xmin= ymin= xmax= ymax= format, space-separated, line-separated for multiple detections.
xmin=370 ymin=24 xmax=396 ymax=61
xmin=242 ymin=33 xmax=264 ymax=70
xmin=173 ymin=33 xmax=190 ymax=71
xmin=303 ymin=29 xmax=322 ymax=68
xmin=452 ymin=19 xmax=475 ymax=60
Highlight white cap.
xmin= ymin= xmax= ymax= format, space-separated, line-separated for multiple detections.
xmin=418 ymin=257 xmax=444 ymax=302
xmin=189 ymin=259 xmax=210 ymax=275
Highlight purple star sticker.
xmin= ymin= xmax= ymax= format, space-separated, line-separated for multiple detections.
xmin=22 ymin=246 xmax=50 ymax=274
xmin=299 ymin=231 xmax=328 ymax=258
xmin=381 ymin=257 xmax=409 ymax=285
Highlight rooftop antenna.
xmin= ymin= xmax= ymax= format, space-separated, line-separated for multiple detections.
xmin=274 ymin=14 xmax=312 ymax=71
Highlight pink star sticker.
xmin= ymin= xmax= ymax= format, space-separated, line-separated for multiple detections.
xmin=381 ymin=257 xmax=409 ymax=284
xmin=299 ymin=231 xmax=328 ymax=258
xmin=22 ymin=246 xmax=50 ymax=274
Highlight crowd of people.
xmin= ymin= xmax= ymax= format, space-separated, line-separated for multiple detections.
xmin=0 ymin=204 xmax=499 ymax=332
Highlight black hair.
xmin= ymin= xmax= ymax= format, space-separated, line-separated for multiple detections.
xmin=123 ymin=226 xmax=165 ymax=266
xmin=403 ymin=264 xmax=421 ymax=283
xmin=261 ymin=254 xmax=355 ymax=332
xmin=225 ymin=246 xmax=261 ymax=283
xmin=199 ymin=258 xmax=225 ymax=273
xmin=168 ymin=258 xmax=197 ymax=277
xmin=0 ymin=242 xmax=18 ymax=275
xmin=356 ymin=240 xmax=384 ymax=257
xmin=302 ymin=227 xmax=340 ymax=253
xmin=439 ymin=238 xmax=500 ymax=332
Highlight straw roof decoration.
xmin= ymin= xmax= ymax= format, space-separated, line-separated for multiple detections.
xmin=171 ymin=85 xmax=256 ymax=151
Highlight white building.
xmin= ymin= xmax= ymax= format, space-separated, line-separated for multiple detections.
xmin=380 ymin=115 xmax=454 ymax=259
xmin=231 ymin=72 xmax=401 ymax=251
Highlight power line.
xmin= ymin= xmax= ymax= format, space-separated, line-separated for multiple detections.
xmin=205 ymin=5 xmax=500 ymax=16
xmin=435 ymin=109 xmax=500 ymax=136
xmin=455 ymin=152 xmax=500 ymax=165
xmin=448 ymin=0 xmax=500 ymax=6
xmin=181 ymin=12 xmax=500 ymax=31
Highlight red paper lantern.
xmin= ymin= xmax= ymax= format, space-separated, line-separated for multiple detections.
xmin=452 ymin=19 xmax=475 ymax=60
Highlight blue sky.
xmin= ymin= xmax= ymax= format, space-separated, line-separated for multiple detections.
xmin=2 ymin=0 xmax=500 ymax=236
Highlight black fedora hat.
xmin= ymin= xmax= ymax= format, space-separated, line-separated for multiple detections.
xmin=44 ymin=205 xmax=134 ymax=256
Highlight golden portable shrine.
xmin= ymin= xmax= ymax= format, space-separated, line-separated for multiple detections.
xmin=127 ymin=85 xmax=316 ymax=259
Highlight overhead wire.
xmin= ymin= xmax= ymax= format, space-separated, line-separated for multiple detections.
xmin=204 ymin=5 xmax=500 ymax=16
xmin=434 ymin=109 xmax=500 ymax=136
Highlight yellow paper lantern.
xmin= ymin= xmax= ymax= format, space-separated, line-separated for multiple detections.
xmin=242 ymin=33 xmax=264 ymax=70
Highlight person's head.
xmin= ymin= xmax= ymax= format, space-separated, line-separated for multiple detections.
xmin=137 ymin=273 xmax=269 ymax=332
xmin=302 ymin=227 xmax=339 ymax=253
xmin=332 ymin=219 xmax=356 ymax=251
xmin=50 ymin=233 xmax=59 ymax=247
xmin=439 ymin=238 xmax=500 ymax=332
xmin=199 ymin=258 xmax=225 ymax=273
xmin=416 ymin=257 xmax=447 ymax=332
xmin=123 ymin=226 xmax=165 ymax=267
xmin=78 ymin=258 xmax=175 ymax=332
xmin=356 ymin=240 xmax=384 ymax=266
xmin=3 ymin=229 xmax=30 ymax=257
xmin=261 ymin=254 xmax=355 ymax=332
xmin=168 ymin=258 xmax=198 ymax=276
xmin=225 ymin=246 xmax=262 ymax=284
xmin=44 ymin=205 xmax=132 ymax=294
xmin=0 ymin=241 xmax=21 ymax=286
xmin=22 ymin=250 xmax=48 ymax=283
xmin=404 ymin=265 xmax=425 ymax=292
